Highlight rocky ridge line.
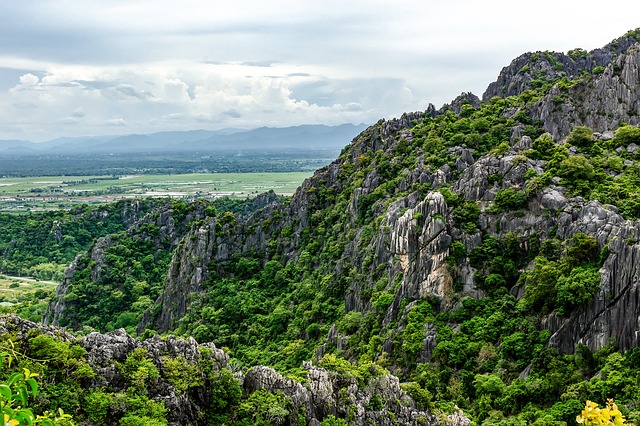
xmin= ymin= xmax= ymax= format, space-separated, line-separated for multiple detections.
xmin=2 ymin=315 xmax=446 ymax=426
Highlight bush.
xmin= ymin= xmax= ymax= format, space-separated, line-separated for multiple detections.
xmin=559 ymin=156 xmax=595 ymax=181
xmin=567 ymin=126 xmax=595 ymax=148
xmin=556 ymin=265 xmax=601 ymax=315
xmin=532 ymin=134 xmax=556 ymax=159
xmin=494 ymin=189 xmax=529 ymax=211
xmin=613 ymin=125 xmax=640 ymax=147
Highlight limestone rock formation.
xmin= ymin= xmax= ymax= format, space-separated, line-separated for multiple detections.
xmin=2 ymin=315 xmax=447 ymax=426
xmin=244 ymin=363 xmax=440 ymax=425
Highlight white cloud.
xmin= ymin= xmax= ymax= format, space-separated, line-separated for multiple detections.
xmin=18 ymin=73 xmax=39 ymax=86
xmin=0 ymin=0 xmax=638 ymax=140
xmin=106 ymin=118 xmax=127 ymax=127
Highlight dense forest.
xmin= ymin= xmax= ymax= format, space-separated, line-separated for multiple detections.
xmin=2 ymin=29 xmax=640 ymax=426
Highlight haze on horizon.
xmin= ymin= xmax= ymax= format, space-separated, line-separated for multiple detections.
xmin=0 ymin=0 xmax=638 ymax=142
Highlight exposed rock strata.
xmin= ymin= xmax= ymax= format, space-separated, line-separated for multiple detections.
xmin=2 ymin=315 xmax=444 ymax=426
xmin=531 ymin=45 xmax=640 ymax=139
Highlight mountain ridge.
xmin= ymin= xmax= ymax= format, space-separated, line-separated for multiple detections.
xmin=10 ymin=27 xmax=640 ymax=425
xmin=0 ymin=123 xmax=369 ymax=155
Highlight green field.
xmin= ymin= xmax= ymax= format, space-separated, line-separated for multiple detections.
xmin=0 ymin=275 xmax=57 ymax=305
xmin=0 ymin=172 xmax=312 ymax=211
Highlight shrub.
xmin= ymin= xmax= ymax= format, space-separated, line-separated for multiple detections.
xmin=567 ymin=126 xmax=595 ymax=148
xmin=494 ymin=189 xmax=529 ymax=211
xmin=613 ymin=125 xmax=640 ymax=147
xmin=556 ymin=265 xmax=601 ymax=315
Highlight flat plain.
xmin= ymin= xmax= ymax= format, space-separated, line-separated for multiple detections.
xmin=0 ymin=172 xmax=312 ymax=211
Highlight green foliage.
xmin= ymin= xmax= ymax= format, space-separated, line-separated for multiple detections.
xmin=0 ymin=352 xmax=75 ymax=426
xmin=490 ymin=142 xmax=511 ymax=156
xmin=319 ymin=354 xmax=388 ymax=387
xmin=162 ymin=356 xmax=203 ymax=393
xmin=83 ymin=391 xmax=111 ymax=424
xmin=612 ymin=125 xmax=640 ymax=147
xmin=320 ymin=415 xmax=349 ymax=425
xmin=208 ymin=368 xmax=242 ymax=422
xmin=531 ymin=134 xmax=554 ymax=158
xmin=567 ymin=126 xmax=595 ymax=148
xmin=559 ymin=156 xmax=595 ymax=182
xmin=556 ymin=265 xmax=600 ymax=315
xmin=120 ymin=348 xmax=159 ymax=392
xmin=494 ymin=189 xmax=529 ymax=211
xmin=0 ymin=200 xmax=162 ymax=279
xmin=235 ymin=389 xmax=292 ymax=426
xmin=452 ymin=200 xmax=481 ymax=232
xmin=521 ymin=233 xmax=601 ymax=315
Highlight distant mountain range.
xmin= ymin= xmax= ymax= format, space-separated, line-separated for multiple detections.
xmin=0 ymin=124 xmax=369 ymax=155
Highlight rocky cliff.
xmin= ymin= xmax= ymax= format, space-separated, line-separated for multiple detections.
xmin=1 ymin=315 xmax=444 ymax=425
xmin=482 ymin=29 xmax=640 ymax=101
xmin=40 ymin=27 xmax=640 ymax=425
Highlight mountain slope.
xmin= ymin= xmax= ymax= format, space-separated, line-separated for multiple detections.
xmin=40 ymin=29 xmax=640 ymax=425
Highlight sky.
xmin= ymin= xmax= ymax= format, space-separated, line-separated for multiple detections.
xmin=0 ymin=1 xmax=638 ymax=141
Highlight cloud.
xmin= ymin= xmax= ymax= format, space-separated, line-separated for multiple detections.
xmin=18 ymin=73 xmax=39 ymax=86
xmin=0 ymin=0 xmax=638 ymax=140
xmin=106 ymin=118 xmax=127 ymax=127
xmin=59 ymin=117 xmax=79 ymax=124
xmin=71 ymin=108 xmax=85 ymax=118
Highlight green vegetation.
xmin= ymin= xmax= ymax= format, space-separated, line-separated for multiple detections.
xmin=4 ymin=30 xmax=640 ymax=425
xmin=0 ymin=324 xmax=249 ymax=425
xmin=0 ymin=172 xmax=311 ymax=212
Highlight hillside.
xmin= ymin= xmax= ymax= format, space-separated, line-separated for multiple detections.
xmin=3 ymin=28 xmax=640 ymax=425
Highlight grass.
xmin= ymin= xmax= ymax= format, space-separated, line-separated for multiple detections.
xmin=0 ymin=274 xmax=57 ymax=306
xmin=0 ymin=172 xmax=313 ymax=211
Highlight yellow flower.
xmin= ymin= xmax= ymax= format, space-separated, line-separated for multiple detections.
xmin=4 ymin=413 xmax=19 ymax=426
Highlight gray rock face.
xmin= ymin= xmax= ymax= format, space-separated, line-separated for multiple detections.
xmin=145 ymin=219 xmax=218 ymax=333
xmin=540 ymin=188 xmax=568 ymax=211
xmin=4 ymin=315 xmax=449 ymax=426
xmin=244 ymin=363 xmax=441 ymax=426
xmin=438 ymin=92 xmax=481 ymax=114
xmin=384 ymin=193 xmax=452 ymax=314
xmin=530 ymin=44 xmax=640 ymax=139
xmin=482 ymin=33 xmax=640 ymax=101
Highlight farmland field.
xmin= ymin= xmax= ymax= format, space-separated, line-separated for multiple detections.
xmin=0 ymin=172 xmax=313 ymax=211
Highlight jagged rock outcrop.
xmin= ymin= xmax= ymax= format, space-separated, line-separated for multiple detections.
xmin=438 ymin=92 xmax=481 ymax=114
xmin=244 ymin=363 xmax=441 ymax=425
xmin=383 ymin=193 xmax=452 ymax=316
xmin=144 ymin=191 xmax=288 ymax=332
xmin=530 ymin=43 xmax=640 ymax=139
xmin=482 ymin=31 xmax=640 ymax=101
xmin=2 ymin=315 xmax=449 ymax=426
xmin=1 ymin=314 xmax=228 ymax=426
xmin=44 ymin=200 xmax=211 ymax=328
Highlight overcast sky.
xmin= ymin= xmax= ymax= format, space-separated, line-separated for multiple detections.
xmin=0 ymin=1 xmax=638 ymax=141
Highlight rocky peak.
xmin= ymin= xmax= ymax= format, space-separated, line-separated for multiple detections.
xmin=482 ymin=29 xmax=640 ymax=101
xmin=438 ymin=92 xmax=481 ymax=114
xmin=530 ymin=42 xmax=640 ymax=139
